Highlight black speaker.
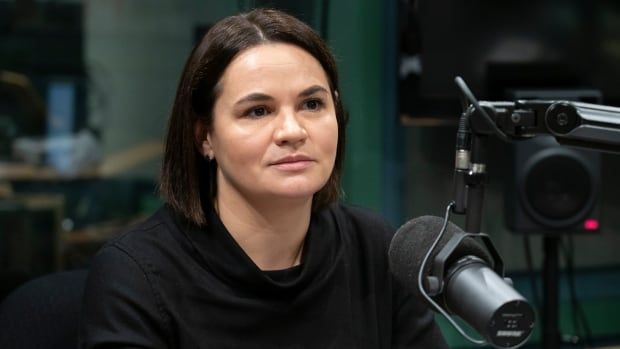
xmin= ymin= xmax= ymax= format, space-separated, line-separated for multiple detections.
xmin=505 ymin=136 xmax=601 ymax=234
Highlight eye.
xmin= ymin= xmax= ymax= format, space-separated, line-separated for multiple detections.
xmin=302 ymin=98 xmax=324 ymax=111
xmin=244 ymin=106 xmax=270 ymax=118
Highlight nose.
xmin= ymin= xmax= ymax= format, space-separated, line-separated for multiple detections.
xmin=274 ymin=108 xmax=307 ymax=147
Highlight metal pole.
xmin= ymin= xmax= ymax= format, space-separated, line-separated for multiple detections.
xmin=542 ymin=236 xmax=561 ymax=349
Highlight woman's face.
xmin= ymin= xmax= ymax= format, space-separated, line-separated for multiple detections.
xmin=200 ymin=43 xmax=338 ymax=205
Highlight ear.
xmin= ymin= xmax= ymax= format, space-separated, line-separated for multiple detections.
xmin=194 ymin=120 xmax=214 ymax=160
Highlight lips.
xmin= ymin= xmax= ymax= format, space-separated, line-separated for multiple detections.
xmin=270 ymin=154 xmax=315 ymax=171
xmin=271 ymin=154 xmax=313 ymax=165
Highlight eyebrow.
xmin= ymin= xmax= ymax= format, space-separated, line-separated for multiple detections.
xmin=234 ymin=93 xmax=274 ymax=106
xmin=299 ymin=85 xmax=329 ymax=98
xmin=234 ymin=85 xmax=329 ymax=106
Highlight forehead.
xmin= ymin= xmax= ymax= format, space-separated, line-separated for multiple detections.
xmin=216 ymin=43 xmax=330 ymax=97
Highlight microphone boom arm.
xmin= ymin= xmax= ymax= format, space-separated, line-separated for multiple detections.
xmin=470 ymin=99 xmax=620 ymax=153
xmin=452 ymin=77 xmax=620 ymax=234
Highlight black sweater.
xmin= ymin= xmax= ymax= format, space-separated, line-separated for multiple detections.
xmin=80 ymin=204 xmax=448 ymax=348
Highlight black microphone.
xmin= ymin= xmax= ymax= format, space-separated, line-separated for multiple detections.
xmin=388 ymin=215 xmax=535 ymax=348
xmin=452 ymin=110 xmax=471 ymax=214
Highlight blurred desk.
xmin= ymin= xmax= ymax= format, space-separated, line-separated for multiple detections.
xmin=62 ymin=224 xmax=119 ymax=245
xmin=0 ymin=162 xmax=97 ymax=181
xmin=0 ymin=141 xmax=162 ymax=270
xmin=58 ymin=219 xmax=140 ymax=270
xmin=0 ymin=141 xmax=162 ymax=181
xmin=400 ymin=113 xmax=459 ymax=127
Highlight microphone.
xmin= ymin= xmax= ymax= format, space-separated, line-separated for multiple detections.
xmin=388 ymin=215 xmax=535 ymax=348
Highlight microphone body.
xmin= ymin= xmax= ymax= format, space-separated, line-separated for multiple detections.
xmin=445 ymin=256 xmax=534 ymax=347
xmin=388 ymin=216 xmax=534 ymax=348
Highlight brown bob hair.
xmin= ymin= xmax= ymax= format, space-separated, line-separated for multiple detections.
xmin=160 ymin=8 xmax=347 ymax=226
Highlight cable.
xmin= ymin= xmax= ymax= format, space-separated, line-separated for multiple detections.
xmin=561 ymin=237 xmax=583 ymax=347
xmin=562 ymin=236 xmax=593 ymax=348
xmin=454 ymin=76 xmax=512 ymax=143
xmin=570 ymin=236 xmax=593 ymax=347
xmin=417 ymin=201 xmax=487 ymax=346
xmin=523 ymin=236 xmax=541 ymax=311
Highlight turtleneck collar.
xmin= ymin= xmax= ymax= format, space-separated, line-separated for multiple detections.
xmin=167 ymin=203 xmax=344 ymax=300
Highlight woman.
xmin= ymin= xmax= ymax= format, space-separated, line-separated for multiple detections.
xmin=80 ymin=8 xmax=447 ymax=348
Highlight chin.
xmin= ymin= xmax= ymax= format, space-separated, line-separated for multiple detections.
xmin=268 ymin=183 xmax=325 ymax=200
xmin=257 ymin=174 xmax=329 ymax=200
xmin=272 ymin=189 xmax=320 ymax=200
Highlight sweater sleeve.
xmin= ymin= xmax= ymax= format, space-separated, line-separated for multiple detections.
xmin=340 ymin=204 xmax=449 ymax=348
xmin=79 ymin=244 xmax=169 ymax=349
xmin=391 ymin=276 xmax=449 ymax=349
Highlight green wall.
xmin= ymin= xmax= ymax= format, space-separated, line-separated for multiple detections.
xmin=328 ymin=0 xmax=386 ymax=212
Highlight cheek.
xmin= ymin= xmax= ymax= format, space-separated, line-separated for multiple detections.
xmin=328 ymin=117 xmax=340 ymax=150
xmin=316 ymin=117 xmax=339 ymax=160
xmin=212 ymin=126 xmax=271 ymax=167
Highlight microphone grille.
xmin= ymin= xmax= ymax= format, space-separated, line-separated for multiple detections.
xmin=388 ymin=216 xmax=493 ymax=296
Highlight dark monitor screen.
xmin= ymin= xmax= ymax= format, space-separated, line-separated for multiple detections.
xmin=399 ymin=0 xmax=620 ymax=119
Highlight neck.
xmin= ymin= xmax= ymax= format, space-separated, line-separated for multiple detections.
xmin=215 ymin=188 xmax=312 ymax=271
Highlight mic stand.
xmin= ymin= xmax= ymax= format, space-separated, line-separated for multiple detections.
xmin=461 ymin=132 xmax=562 ymax=349
xmin=465 ymin=133 xmax=561 ymax=349
xmin=542 ymin=236 xmax=561 ymax=349
xmin=461 ymin=134 xmax=507 ymax=273
xmin=464 ymin=134 xmax=488 ymax=234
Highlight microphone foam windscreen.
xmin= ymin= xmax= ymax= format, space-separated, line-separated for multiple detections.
xmin=388 ymin=215 xmax=493 ymax=296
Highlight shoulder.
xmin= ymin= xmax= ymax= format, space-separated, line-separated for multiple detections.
xmin=327 ymin=202 xmax=396 ymax=248
xmin=83 ymin=227 xmax=172 ymax=347
xmin=85 ymin=207 xmax=182 ymax=317
xmin=104 ymin=206 xmax=179 ymax=256
xmin=89 ymin=205 xmax=191 ymax=283
xmin=88 ymin=207 xmax=173 ymax=282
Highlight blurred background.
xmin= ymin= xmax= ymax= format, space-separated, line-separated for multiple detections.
xmin=0 ymin=0 xmax=619 ymax=347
